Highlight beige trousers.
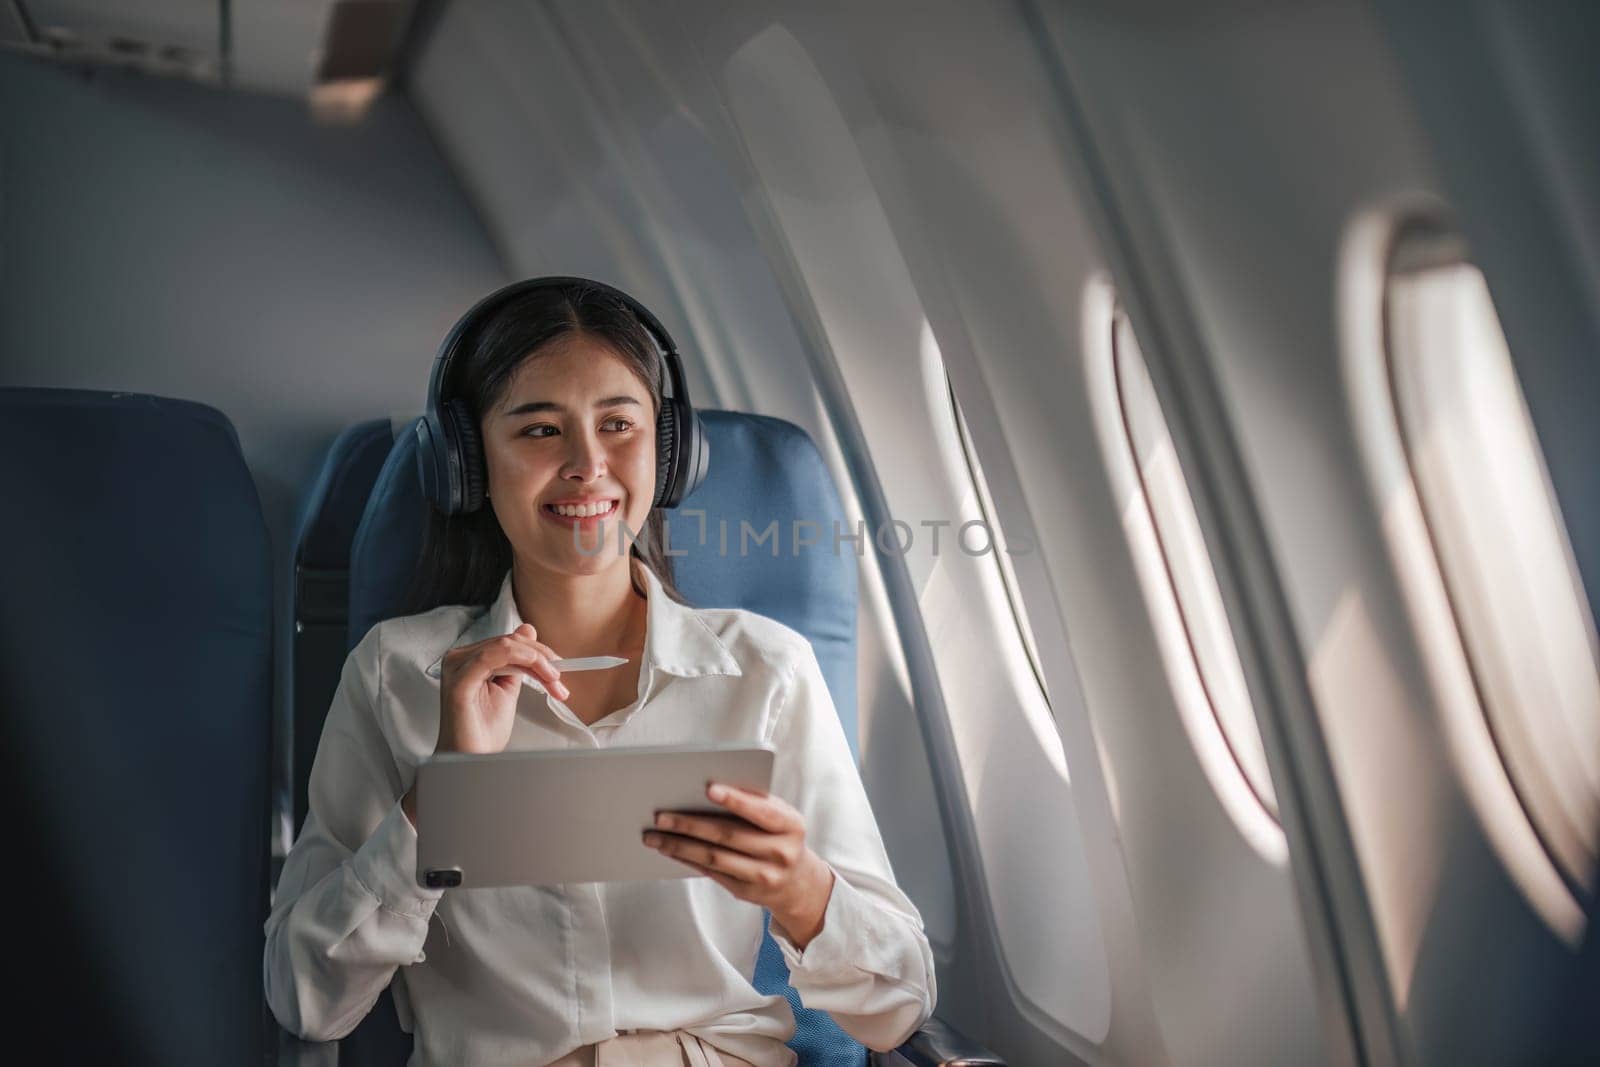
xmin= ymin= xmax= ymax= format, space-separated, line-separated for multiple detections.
xmin=544 ymin=1030 xmax=759 ymax=1067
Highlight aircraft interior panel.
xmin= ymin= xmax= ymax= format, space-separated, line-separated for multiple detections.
xmin=1035 ymin=0 xmax=1600 ymax=1063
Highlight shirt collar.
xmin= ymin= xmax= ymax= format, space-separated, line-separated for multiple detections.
xmin=426 ymin=557 xmax=741 ymax=681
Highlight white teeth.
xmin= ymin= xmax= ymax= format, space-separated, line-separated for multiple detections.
xmin=552 ymin=500 xmax=615 ymax=518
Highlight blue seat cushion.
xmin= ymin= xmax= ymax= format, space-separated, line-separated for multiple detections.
xmin=755 ymin=914 xmax=873 ymax=1067
xmin=294 ymin=418 xmax=397 ymax=572
xmin=670 ymin=411 xmax=858 ymax=760
xmin=348 ymin=419 xmax=429 ymax=651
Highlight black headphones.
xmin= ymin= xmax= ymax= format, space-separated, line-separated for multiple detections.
xmin=415 ymin=276 xmax=709 ymax=516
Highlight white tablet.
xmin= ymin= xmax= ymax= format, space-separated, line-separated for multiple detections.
xmin=414 ymin=743 xmax=776 ymax=890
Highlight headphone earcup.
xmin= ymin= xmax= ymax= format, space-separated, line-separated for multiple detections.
xmin=444 ymin=398 xmax=488 ymax=514
xmin=415 ymin=415 xmax=450 ymax=515
xmin=653 ymin=399 xmax=678 ymax=508
xmin=652 ymin=399 xmax=708 ymax=509
xmin=683 ymin=410 xmax=709 ymax=501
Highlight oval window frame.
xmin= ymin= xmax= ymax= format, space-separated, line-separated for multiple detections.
xmin=1340 ymin=206 xmax=1598 ymax=942
xmin=1083 ymin=276 xmax=1288 ymax=864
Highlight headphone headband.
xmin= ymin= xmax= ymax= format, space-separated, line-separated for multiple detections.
xmin=416 ymin=276 xmax=708 ymax=516
xmin=426 ymin=276 xmax=682 ymax=412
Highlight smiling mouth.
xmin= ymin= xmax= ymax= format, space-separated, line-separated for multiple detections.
xmin=541 ymin=499 xmax=620 ymax=522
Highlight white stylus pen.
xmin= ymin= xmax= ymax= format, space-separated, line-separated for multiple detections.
xmin=424 ymin=655 xmax=628 ymax=683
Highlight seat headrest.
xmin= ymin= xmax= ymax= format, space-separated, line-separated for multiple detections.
xmin=348 ymin=409 xmax=858 ymax=754
xmin=293 ymin=418 xmax=399 ymax=572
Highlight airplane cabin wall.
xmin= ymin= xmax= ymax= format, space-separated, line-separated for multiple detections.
xmin=814 ymin=4 xmax=1332 ymax=1064
xmin=1037 ymin=0 xmax=1600 ymax=1062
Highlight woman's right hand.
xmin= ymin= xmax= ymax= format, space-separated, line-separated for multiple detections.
xmin=435 ymin=623 xmax=569 ymax=755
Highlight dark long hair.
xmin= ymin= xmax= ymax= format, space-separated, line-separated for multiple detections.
xmin=404 ymin=281 xmax=691 ymax=614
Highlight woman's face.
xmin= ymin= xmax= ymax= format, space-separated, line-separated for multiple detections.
xmin=481 ymin=335 xmax=657 ymax=577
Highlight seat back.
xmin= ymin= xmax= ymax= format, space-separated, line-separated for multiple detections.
xmin=348 ymin=419 xmax=429 ymax=651
xmin=663 ymin=411 xmax=858 ymax=757
xmin=290 ymin=417 xmax=398 ymax=834
xmin=339 ymin=409 xmax=865 ymax=1066
xmin=0 ymin=388 xmax=273 ymax=1064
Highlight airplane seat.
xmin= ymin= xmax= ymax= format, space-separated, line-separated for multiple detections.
xmin=289 ymin=417 xmax=400 ymax=835
xmin=0 ymin=388 xmax=273 ymax=1064
xmin=346 ymin=415 xmax=429 ymax=652
xmin=335 ymin=409 xmax=869 ymax=1065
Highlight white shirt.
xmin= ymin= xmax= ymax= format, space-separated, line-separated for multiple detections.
xmin=264 ymin=558 xmax=936 ymax=1065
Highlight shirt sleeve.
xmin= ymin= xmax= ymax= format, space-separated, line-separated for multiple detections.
xmin=764 ymin=639 xmax=938 ymax=1052
xmin=263 ymin=623 xmax=445 ymax=1042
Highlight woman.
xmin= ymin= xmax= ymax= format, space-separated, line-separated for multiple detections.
xmin=264 ymin=278 xmax=936 ymax=1066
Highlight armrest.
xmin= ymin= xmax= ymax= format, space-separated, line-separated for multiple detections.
xmin=274 ymin=1024 xmax=339 ymax=1067
xmin=875 ymin=1016 xmax=1007 ymax=1066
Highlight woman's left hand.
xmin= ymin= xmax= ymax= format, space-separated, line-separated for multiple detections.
xmin=644 ymin=782 xmax=836 ymax=949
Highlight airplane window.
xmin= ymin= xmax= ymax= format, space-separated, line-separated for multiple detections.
xmin=1385 ymin=247 xmax=1600 ymax=898
xmin=1106 ymin=302 xmax=1282 ymax=828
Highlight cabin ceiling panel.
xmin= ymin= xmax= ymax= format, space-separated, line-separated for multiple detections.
xmin=24 ymin=0 xmax=216 ymax=51
xmin=17 ymin=0 xmax=219 ymax=76
xmin=6 ymin=0 xmax=413 ymax=99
